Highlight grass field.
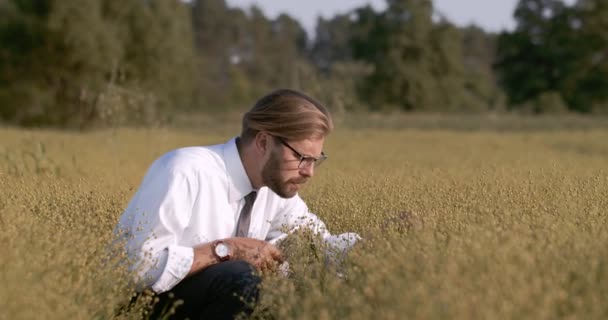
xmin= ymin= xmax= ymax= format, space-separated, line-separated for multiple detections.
xmin=1 ymin=116 xmax=607 ymax=319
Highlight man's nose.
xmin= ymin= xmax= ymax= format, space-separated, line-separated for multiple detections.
xmin=299 ymin=163 xmax=314 ymax=178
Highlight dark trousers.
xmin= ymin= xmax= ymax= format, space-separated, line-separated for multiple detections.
xmin=150 ymin=260 xmax=261 ymax=320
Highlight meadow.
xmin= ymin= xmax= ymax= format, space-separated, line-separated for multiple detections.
xmin=1 ymin=115 xmax=607 ymax=319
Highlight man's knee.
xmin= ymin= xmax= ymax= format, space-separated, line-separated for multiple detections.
xmin=151 ymin=260 xmax=261 ymax=319
xmin=212 ymin=260 xmax=261 ymax=300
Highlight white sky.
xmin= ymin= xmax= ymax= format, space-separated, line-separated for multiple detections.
xmin=225 ymin=0 xmax=577 ymax=36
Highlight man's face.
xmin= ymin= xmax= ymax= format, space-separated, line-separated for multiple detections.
xmin=262 ymin=137 xmax=325 ymax=198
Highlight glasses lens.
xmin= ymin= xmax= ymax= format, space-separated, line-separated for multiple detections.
xmin=298 ymin=157 xmax=314 ymax=169
xmin=297 ymin=153 xmax=327 ymax=169
xmin=314 ymin=154 xmax=327 ymax=167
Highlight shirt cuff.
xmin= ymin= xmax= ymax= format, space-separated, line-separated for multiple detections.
xmin=324 ymin=232 xmax=361 ymax=261
xmin=151 ymin=245 xmax=194 ymax=293
xmin=267 ymin=233 xmax=288 ymax=245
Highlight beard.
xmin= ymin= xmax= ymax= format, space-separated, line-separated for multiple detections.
xmin=262 ymin=149 xmax=307 ymax=198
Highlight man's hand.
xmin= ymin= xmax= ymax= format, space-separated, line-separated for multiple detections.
xmin=225 ymin=237 xmax=284 ymax=272
xmin=189 ymin=237 xmax=284 ymax=277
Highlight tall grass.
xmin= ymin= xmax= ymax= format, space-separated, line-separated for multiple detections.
xmin=1 ymin=118 xmax=607 ymax=319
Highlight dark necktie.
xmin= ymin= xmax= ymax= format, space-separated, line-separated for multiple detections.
xmin=236 ymin=191 xmax=257 ymax=237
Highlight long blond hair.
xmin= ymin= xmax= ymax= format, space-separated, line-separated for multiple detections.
xmin=241 ymin=89 xmax=333 ymax=142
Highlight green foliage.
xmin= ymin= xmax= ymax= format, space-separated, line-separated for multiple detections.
xmin=461 ymin=26 xmax=506 ymax=112
xmin=569 ymin=0 xmax=608 ymax=113
xmin=495 ymin=0 xmax=608 ymax=114
xmin=496 ymin=0 xmax=576 ymax=109
xmin=311 ymin=14 xmax=354 ymax=72
xmin=0 ymin=0 xmax=198 ymax=128
xmin=122 ymin=0 xmax=198 ymax=112
xmin=2 ymin=0 xmax=607 ymax=127
xmin=333 ymin=0 xmax=495 ymax=112
xmin=534 ymin=91 xmax=570 ymax=114
xmin=190 ymin=0 xmax=314 ymax=110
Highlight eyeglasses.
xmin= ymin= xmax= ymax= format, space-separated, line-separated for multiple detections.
xmin=275 ymin=137 xmax=328 ymax=169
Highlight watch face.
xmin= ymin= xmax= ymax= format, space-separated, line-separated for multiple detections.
xmin=215 ymin=243 xmax=229 ymax=258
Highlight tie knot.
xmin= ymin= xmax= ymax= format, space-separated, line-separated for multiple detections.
xmin=245 ymin=191 xmax=257 ymax=203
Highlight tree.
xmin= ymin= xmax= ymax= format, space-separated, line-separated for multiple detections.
xmin=353 ymin=0 xmax=435 ymax=110
xmin=461 ymin=26 xmax=505 ymax=111
xmin=348 ymin=0 xmax=475 ymax=111
xmin=495 ymin=0 xmax=582 ymax=113
xmin=191 ymin=1 xmax=309 ymax=109
xmin=0 ymin=0 xmax=52 ymax=122
xmin=309 ymin=12 xmax=373 ymax=113
xmin=191 ymin=0 xmax=233 ymax=107
xmin=569 ymin=0 xmax=608 ymax=113
xmin=0 ymin=0 xmax=123 ymax=126
xmin=311 ymin=14 xmax=354 ymax=72
xmin=0 ymin=0 xmax=199 ymax=127
xmin=124 ymin=0 xmax=198 ymax=112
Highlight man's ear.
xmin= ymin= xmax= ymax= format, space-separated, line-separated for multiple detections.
xmin=254 ymin=131 xmax=270 ymax=156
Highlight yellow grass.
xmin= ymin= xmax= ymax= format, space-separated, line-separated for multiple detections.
xmin=1 ymin=122 xmax=607 ymax=319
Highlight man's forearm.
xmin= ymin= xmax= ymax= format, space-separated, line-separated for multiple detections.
xmin=186 ymin=237 xmax=283 ymax=277
xmin=187 ymin=243 xmax=218 ymax=277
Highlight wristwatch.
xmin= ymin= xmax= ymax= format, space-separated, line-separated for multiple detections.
xmin=212 ymin=240 xmax=232 ymax=262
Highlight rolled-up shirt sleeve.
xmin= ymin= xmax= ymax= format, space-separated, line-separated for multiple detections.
xmin=266 ymin=195 xmax=361 ymax=262
xmin=117 ymin=161 xmax=197 ymax=293
xmin=266 ymin=195 xmax=332 ymax=245
xmin=150 ymin=245 xmax=193 ymax=293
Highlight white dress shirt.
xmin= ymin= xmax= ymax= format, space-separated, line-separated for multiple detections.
xmin=116 ymin=137 xmax=356 ymax=293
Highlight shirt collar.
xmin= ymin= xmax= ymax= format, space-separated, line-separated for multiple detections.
xmin=224 ymin=137 xmax=255 ymax=203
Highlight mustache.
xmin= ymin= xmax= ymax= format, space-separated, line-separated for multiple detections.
xmin=289 ymin=177 xmax=308 ymax=184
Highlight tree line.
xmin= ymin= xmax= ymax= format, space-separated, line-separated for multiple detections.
xmin=0 ymin=0 xmax=606 ymax=128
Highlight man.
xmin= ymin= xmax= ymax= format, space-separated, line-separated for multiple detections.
xmin=116 ymin=89 xmax=359 ymax=319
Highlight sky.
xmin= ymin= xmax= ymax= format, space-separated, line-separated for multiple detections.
xmin=225 ymin=0 xmax=577 ymax=36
